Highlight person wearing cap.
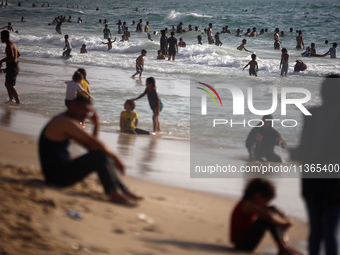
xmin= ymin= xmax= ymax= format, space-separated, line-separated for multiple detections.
xmin=245 ymin=115 xmax=287 ymax=162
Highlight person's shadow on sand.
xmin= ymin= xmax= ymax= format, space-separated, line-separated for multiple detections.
xmin=140 ymin=238 xmax=246 ymax=254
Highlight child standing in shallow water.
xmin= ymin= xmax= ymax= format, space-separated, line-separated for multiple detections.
xmin=280 ymin=48 xmax=289 ymax=76
xmin=243 ymin=54 xmax=258 ymax=76
xmin=230 ymin=179 xmax=303 ymax=255
xmin=132 ymin=77 xmax=162 ymax=133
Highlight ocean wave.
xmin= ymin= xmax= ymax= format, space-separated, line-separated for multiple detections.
xmin=164 ymin=10 xmax=213 ymax=24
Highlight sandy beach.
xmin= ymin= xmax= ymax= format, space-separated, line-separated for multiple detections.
xmin=0 ymin=106 xmax=308 ymax=255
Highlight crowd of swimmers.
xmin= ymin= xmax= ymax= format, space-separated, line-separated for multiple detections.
xmin=1 ymin=4 xmax=340 ymax=255
xmin=47 ymin=15 xmax=338 ymax=77
xmin=2 ymin=1 xmax=338 ymax=78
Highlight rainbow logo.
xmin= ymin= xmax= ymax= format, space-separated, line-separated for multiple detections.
xmin=196 ymin=82 xmax=222 ymax=115
xmin=196 ymin=82 xmax=223 ymax=106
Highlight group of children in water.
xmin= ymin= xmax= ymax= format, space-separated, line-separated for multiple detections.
xmin=64 ymin=68 xmax=162 ymax=134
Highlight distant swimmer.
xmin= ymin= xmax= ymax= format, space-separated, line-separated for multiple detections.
xmin=132 ymin=49 xmax=147 ymax=79
xmin=62 ymin=34 xmax=72 ymax=57
xmin=280 ymin=48 xmax=289 ymax=76
xmin=214 ymin=33 xmax=222 ymax=46
xmin=103 ymin=24 xmax=111 ymax=39
xmin=301 ymin=43 xmax=323 ymax=57
xmin=160 ymin=30 xmax=168 ymax=56
xmin=124 ymin=27 xmax=130 ymax=41
xmin=1 ymin=22 xmax=14 ymax=32
xmin=244 ymin=28 xmax=251 ymax=36
xmin=296 ymin=30 xmax=305 ymax=49
xmin=120 ymin=35 xmax=127 ymax=42
xmin=156 ymin=50 xmax=165 ymax=60
xmin=102 ymin=37 xmax=116 ymax=50
xmin=147 ymin=33 xmax=153 ymax=41
xmin=243 ymin=54 xmax=258 ymax=76
xmin=56 ymin=19 xmax=62 ymax=34
xmin=237 ymin=39 xmax=254 ymax=53
xmin=80 ymin=44 xmax=87 ymax=53
xmin=250 ymin=27 xmax=257 ymax=37
xmin=274 ymin=28 xmax=281 ymax=50
xmin=144 ymin=21 xmax=149 ymax=32
xmin=117 ymin=20 xmax=122 ymax=34
xmin=207 ymin=23 xmax=214 ymax=44
xmin=322 ymin=42 xmax=337 ymax=58
xmin=294 ymin=60 xmax=307 ymax=72
xmin=197 ymin=35 xmax=202 ymax=45
xmin=167 ymin=31 xmax=178 ymax=61
xmin=221 ymin=25 xmax=231 ymax=34
xmin=136 ymin=19 xmax=142 ymax=32
xmin=178 ymin=37 xmax=186 ymax=47
xmin=301 ymin=46 xmax=311 ymax=57
xmin=235 ymin=28 xmax=241 ymax=37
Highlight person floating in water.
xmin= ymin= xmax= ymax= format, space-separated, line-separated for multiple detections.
xmin=246 ymin=115 xmax=287 ymax=162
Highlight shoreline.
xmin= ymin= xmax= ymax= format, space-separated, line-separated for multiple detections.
xmin=0 ymin=107 xmax=308 ymax=254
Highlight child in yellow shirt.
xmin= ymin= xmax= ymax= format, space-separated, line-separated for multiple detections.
xmin=120 ymin=100 xmax=150 ymax=134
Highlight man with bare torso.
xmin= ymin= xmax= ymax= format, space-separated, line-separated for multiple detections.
xmin=0 ymin=30 xmax=20 ymax=104
xmin=296 ymin=30 xmax=305 ymax=49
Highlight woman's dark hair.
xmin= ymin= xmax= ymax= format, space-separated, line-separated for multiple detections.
xmin=77 ymin=68 xmax=88 ymax=83
xmin=72 ymin=71 xmax=84 ymax=82
xmin=146 ymin=77 xmax=155 ymax=88
xmin=242 ymin=178 xmax=275 ymax=200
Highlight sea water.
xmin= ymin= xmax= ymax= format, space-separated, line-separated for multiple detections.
xmin=0 ymin=0 xmax=339 ymax=228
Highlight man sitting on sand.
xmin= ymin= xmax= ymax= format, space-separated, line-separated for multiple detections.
xmin=38 ymin=96 xmax=143 ymax=206
xmin=246 ymin=115 xmax=287 ymax=162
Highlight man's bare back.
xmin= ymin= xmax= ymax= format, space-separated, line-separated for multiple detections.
xmin=5 ymin=40 xmax=20 ymax=63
